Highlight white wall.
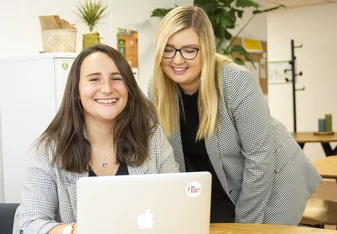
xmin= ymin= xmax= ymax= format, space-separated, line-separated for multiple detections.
xmin=230 ymin=0 xmax=267 ymax=41
xmin=267 ymin=4 xmax=337 ymax=161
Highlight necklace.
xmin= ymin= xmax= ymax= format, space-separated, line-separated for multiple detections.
xmin=91 ymin=144 xmax=114 ymax=168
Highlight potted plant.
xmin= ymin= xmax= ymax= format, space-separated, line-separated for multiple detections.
xmin=75 ymin=0 xmax=109 ymax=49
xmin=151 ymin=0 xmax=284 ymax=67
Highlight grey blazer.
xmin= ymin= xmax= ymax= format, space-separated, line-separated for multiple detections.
xmin=152 ymin=62 xmax=322 ymax=225
xmin=17 ymin=125 xmax=179 ymax=234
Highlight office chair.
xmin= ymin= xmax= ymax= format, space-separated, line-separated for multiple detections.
xmin=0 ymin=203 xmax=20 ymax=234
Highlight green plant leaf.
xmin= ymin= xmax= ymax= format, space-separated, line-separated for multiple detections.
xmin=221 ymin=9 xmax=236 ymax=28
xmin=223 ymin=49 xmax=232 ymax=57
xmin=235 ymin=0 xmax=259 ymax=8
xmin=234 ymin=57 xmax=245 ymax=65
xmin=151 ymin=8 xmax=173 ymax=17
xmin=194 ymin=0 xmax=220 ymax=13
xmin=233 ymin=8 xmax=244 ymax=18
xmin=218 ymin=0 xmax=235 ymax=5
xmin=75 ymin=0 xmax=109 ymax=32
xmin=229 ymin=44 xmax=255 ymax=67
xmin=224 ymin=30 xmax=232 ymax=40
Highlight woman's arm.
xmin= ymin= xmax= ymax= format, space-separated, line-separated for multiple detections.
xmin=18 ymin=144 xmax=63 ymax=233
xmin=224 ymin=64 xmax=274 ymax=223
xmin=150 ymin=125 xmax=180 ymax=173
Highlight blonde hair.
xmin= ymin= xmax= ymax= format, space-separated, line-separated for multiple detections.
xmin=152 ymin=6 xmax=230 ymax=140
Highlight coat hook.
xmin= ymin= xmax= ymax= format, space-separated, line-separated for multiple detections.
xmin=295 ymin=71 xmax=303 ymax=76
xmin=295 ymin=44 xmax=303 ymax=48
xmin=295 ymin=86 xmax=305 ymax=91
xmin=285 ymin=78 xmax=292 ymax=82
xmin=284 ymin=69 xmax=292 ymax=73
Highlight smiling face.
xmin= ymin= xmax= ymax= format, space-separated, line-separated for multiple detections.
xmin=161 ymin=28 xmax=202 ymax=94
xmin=79 ymin=52 xmax=128 ymax=126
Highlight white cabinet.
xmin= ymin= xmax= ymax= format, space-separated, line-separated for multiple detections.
xmin=0 ymin=53 xmax=76 ymax=202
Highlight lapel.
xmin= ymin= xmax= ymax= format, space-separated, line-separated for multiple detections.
xmin=128 ymin=163 xmax=149 ymax=175
xmin=66 ymin=171 xmax=88 ymax=220
xmin=204 ymin=86 xmax=236 ymax=200
xmin=168 ymin=92 xmax=186 ymax=172
xmin=205 ymin=131 xmax=230 ymax=196
xmin=171 ymin=87 xmax=231 ymax=197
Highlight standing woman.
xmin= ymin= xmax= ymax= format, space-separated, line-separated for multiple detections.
xmin=18 ymin=44 xmax=179 ymax=234
xmin=149 ymin=6 xmax=321 ymax=225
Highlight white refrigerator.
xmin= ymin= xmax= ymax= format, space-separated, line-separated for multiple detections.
xmin=0 ymin=53 xmax=76 ymax=202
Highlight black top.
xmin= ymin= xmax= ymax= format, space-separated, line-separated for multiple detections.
xmin=89 ymin=163 xmax=129 ymax=176
xmin=180 ymin=90 xmax=235 ymax=223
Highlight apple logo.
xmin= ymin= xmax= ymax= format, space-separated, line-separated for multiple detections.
xmin=137 ymin=209 xmax=154 ymax=229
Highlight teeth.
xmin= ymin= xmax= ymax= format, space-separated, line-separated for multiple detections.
xmin=173 ymin=67 xmax=186 ymax=71
xmin=96 ymin=99 xmax=117 ymax=104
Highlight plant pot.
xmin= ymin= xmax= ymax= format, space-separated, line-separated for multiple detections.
xmin=82 ymin=32 xmax=100 ymax=49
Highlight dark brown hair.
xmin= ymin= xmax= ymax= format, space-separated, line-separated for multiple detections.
xmin=37 ymin=44 xmax=158 ymax=172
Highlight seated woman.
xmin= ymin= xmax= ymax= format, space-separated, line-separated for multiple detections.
xmin=18 ymin=44 xmax=179 ymax=234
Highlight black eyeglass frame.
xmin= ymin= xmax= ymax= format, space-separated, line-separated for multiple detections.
xmin=162 ymin=47 xmax=200 ymax=60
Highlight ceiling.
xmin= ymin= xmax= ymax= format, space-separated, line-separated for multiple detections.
xmin=267 ymin=0 xmax=337 ymax=8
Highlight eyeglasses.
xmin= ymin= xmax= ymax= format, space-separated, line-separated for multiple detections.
xmin=162 ymin=46 xmax=200 ymax=60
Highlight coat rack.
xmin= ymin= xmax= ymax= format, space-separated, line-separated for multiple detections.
xmin=285 ymin=39 xmax=304 ymax=133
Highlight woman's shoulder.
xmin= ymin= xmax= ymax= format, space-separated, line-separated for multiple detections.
xmin=217 ymin=60 xmax=261 ymax=105
xmin=32 ymin=140 xmax=58 ymax=165
xmin=147 ymin=124 xmax=171 ymax=152
xmin=149 ymin=124 xmax=165 ymax=141
xmin=220 ymin=61 xmax=251 ymax=77
xmin=217 ymin=59 xmax=255 ymax=89
xmin=215 ymin=54 xmax=249 ymax=74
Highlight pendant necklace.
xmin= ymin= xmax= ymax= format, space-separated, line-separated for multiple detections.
xmin=91 ymin=144 xmax=114 ymax=168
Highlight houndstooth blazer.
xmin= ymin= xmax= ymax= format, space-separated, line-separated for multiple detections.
xmin=17 ymin=124 xmax=179 ymax=234
xmin=150 ymin=62 xmax=322 ymax=225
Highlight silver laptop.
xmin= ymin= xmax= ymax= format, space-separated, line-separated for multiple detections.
xmin=77 ymin=172 xmax=211 ymax=234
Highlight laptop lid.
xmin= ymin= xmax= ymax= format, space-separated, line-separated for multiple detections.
xmin=77 ymin=171 xmax=211 ymax=234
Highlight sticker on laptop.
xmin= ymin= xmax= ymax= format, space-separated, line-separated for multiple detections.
xmin=186 ymin=182 xmax=202 ymax=198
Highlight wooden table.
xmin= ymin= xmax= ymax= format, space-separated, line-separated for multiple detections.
xmin=210 ymin=223 xmax=337 ymax=233
xmin=291 ymin=132 xmax=337 ymax=156
xmin=313 ymin=155 xmax=337 ymax=180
